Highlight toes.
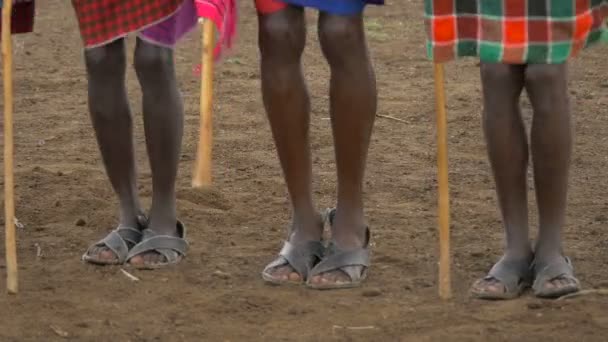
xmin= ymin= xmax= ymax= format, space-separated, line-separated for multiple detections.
xmin=128 ymin=252 xmax=168 ymax=267
xmin=266 ymin=265 xmax=300 ymax=282
xmin=87 ymin=247 xmax=117 ymax=262
xmin=128 ymin=255 xmax=144 ymax=266
xmin=542 ymin=277 xmax=579 ymax=293
xmin=287 ymin=272 xmax=301 ymax=282
xmin=472 ymin=278 xmax=505 ymax=294
xmin=310 ymin=270 xmax=351 ymax=286
xmin=143 ymin=252 xmax=165 ymax=265
xmin=98 ymin=249 xmax=117 ymax=261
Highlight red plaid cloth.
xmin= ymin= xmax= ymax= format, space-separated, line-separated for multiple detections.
xmin=71 ymin=0 xmax=184 ymax=48
xmin=0 ymin=0 xmax=35 ymax=34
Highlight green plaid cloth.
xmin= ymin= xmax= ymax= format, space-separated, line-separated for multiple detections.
xmin=425 ymin=0 xmax=608 ymax=64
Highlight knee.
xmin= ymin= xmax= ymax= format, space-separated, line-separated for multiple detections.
xmin=258 ymin=12 xmax=305 ymax=58
xmin=84 ymin=40 xmax=126 ymax=75
xmin=318 ymin=16 xmax=362 ymax=62
xmin=480 ymin=63 xmax=517 ymax=84
xmin=524 ymin=64 xmax=566 ymax=87
xmin=525 ymin=64 xmax=569 ymax=116
xmin=134 ymin=41 xmax=174 ymax=77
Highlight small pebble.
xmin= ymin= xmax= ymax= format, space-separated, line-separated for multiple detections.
xmin=527 ymin=302 xmax=542 ymax=310
xmin=75 ymin=218 xmax=86 ymax=227
xmin=362 ymin=288 xmax=383 ymax=297
xmin=76 ymin=322 xmax=90 ymax=329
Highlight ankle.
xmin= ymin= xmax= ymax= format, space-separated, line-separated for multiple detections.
xmin=289 ymin=213 xmax=324 ymax=241
xmin=118 ymin=212 xmax=144 ymax=228
xmin=329 ymin=212 xmax=368 ymax=248
xmin=533 ymin=243 xmax=563 ymax=262
xmin=503 ymin=246 xmax=533 ymax=261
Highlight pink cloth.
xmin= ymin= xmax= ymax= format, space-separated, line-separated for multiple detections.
xmin=195 ymin=0 xmax=237 ymax=60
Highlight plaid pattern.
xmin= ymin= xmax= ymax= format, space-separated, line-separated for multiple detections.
xmin=72 ymin=0 xmax=185 ymax=48
xmin=425 ymin=0 xmax=608 ymax=64
xmin=0 ymin=0 xmax=35 ymax=34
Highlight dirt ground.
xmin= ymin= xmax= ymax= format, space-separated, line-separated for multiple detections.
xmin=0 ymin=1 xmax=607 ymax=341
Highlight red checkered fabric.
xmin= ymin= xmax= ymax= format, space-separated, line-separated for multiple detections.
xmin=71 ymin=0 xmax=184 ymax=48
xmin=0 ymin=0 xmax=35 ymax=34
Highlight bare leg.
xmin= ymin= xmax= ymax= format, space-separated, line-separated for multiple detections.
xmin=128 ymin=38 xmax=184 ymax=266
xmin=525 ymin=64 xmax=578 ymax=295
xmin=471 ymin=63 xmax=533 ymax=297
xmin=83 ymin=39 xmax=144 ymax=262
xmin=308 ymin=12 xmax=377 ymax=286
xmin=258 ymin=7 xmax=324 ymax=282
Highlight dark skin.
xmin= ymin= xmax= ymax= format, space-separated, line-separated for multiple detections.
xmin=258 ymin=6 xmax=377 ymax=286
xmin=83 ymin=38 xmax=183 ymax=266
xmin=472 ymin=63 xmax=578 ymax=295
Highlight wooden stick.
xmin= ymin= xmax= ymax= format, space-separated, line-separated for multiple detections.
xmin=192 ymin=19 xmax=215 ymax=188
xmin=433 ymin=63 xmax=450 ymax=300
xmin=2 ymin=0 xmax=18 ymax=294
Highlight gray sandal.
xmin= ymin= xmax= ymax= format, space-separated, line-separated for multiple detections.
xmin=470 ymin=257 xmax=532 ymax=300
xmin=82 ymin=216 xmax=147 ymax=265
xmin=125 ymin=221 xmax=188 ymax=269
xmin=262 ymin=240 xmax=325 ymax=285
xmin=532 ymin=257 xmax=580 ymax=298
xmin=306 ymin=209 xmax=371 ymax=290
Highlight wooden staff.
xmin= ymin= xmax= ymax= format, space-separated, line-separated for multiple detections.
xmin=2 ymin=0 xmax=18 ymax=294
xmin=433 ymin=63 xmax=451 ymax=299
xmin=192 ymin=19 xmax=215 ymax=188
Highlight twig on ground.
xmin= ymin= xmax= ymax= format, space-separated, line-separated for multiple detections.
xmin=332 ymin=325 xmax=377 ymax=332
xmin=50 ymin=325 xmax=69 ymax=338
xmin=34 ymin=243 xmax=42 ymax=258
xmin=557 ymin=289 xmax=608 ymax=301
xmin=377 ymin=114 xmax=408 ymax=123
xmin=120 ymin=268 xmax=140 ymax=282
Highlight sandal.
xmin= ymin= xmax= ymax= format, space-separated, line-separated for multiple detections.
xmin=306 ymin=208 xmax=371 ymax=290
xmin=532 ymin=257 xmax=580 ymax=298
xmin=82 ymin=215 xmax=147 ymax=265
xmin=125 ymin=220 xmax=188 ymax=269
xmin=261 ymin=240 xmax=325 ymax=285
xmin=470 ymin=256 xmax=532 ymax=300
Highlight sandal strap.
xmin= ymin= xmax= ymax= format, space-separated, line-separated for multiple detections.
xmin=532 ymin=257 xmax=579 ymax=292
xmin=310 ymin=211 xmax=371 ymax=282
xmin=309 ymin=247 xmax=370 ymax=280
xmin=84 ymin=226 xmax=142 ymax=263
xmin=126 ymin=221 xmax=188 ymax=263
xmin=486 ymin=257 xmax=532 ymax=293
xmin=263 ymin=240 xmax=325 ymax=278
xmin=114 ymin=226 xmax=144 ymax=246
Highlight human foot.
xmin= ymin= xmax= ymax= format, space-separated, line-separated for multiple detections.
xmin=307 ymin=209 xmax=371 ymax=290
xmin=126 ymin=220 xmax=188 ymax=269
xmin=532 ymin=256 xmax=580 ymax=298
xmin=82 ymin=215 xmax=147 ymax=265
xmin=470 ymin=254 xmax=533 ymax=300
xmin=262 ymin=214 xmax=324 ymax=285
